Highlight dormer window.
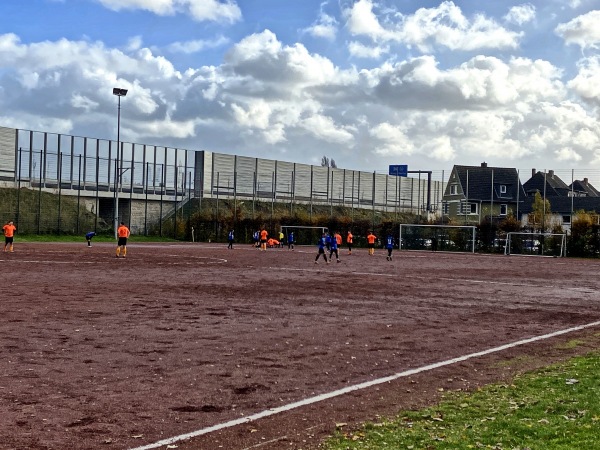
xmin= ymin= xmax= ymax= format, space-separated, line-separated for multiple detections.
xmin=450 ymin=184 xmax=458 ymax=195
xmin=500 ymin=185 xmax=507 ymax=194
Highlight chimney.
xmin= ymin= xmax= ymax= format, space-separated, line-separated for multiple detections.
xmin=584 ymin=177 xmax=589 ymax=185
xmin=532 ymin=168 xmax=536 ymax=178
xmin=548 ymin=170 xmax=554 ymax=178
xmin=481 ymin=162 xmax=487 ymax=168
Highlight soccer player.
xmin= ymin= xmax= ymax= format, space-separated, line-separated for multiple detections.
xmin=278 ymin=230 xmax=285 ymax=248
xmin=85 ymin=231 xmax=96 ymax=247
xmin=367 ymin=230 xmax=377 ymax=256
xmin=315 ymin=233 xmax=329 ymax=264
xmin=287 ymin=231 xmax=295 ymax=250
xmin=253 ymin=230 xmax=260 ymax=248
xmin=329 ymin=231 xmax=341 ymax=263
xmin=346 ymin=230 xmax=353 ymax=255
xmin=227 ymin=230 xmax=234 ymax=249
xmin=385 ymin=233 xmax=395 ymax=261
xmin=3 ymin=220 xmax=16 ymax=253
xmin=260 ymin=227 xmax=268 ymax=251
xmin=115 ymin=222 xmax=130 ymax=258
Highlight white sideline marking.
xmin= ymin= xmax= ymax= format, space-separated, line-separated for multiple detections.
xmin=129 ymin=320 xmax=600 ymax=450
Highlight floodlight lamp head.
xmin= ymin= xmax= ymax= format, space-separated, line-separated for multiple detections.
xmin=113 ymin=88 xmax=128 ymax=97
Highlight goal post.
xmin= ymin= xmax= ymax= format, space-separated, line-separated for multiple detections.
xmin=280 ymin=225 xmax=328 ymax=246
xmin=505 ymin=232 xmax=566 ymax=257
xmin=399 ymin=224 xmax=476 ymax=253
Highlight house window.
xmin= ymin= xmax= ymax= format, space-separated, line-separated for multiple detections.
xmin=500 ymin=204 xmax=507 ymax=216
xmin=442 ymin=202 xmax=449 ymax=214
xmin=500 ymin=185 xmax=507 ymax=194
xmin=461 ymin=202 xmax=477 ymax=214
xmin=562 ymin=215 xmax=571 ymax=224
xmin=450 ymin=184 xmax=458 ymax=195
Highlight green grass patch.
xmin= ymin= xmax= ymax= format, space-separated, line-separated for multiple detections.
xmin=555 ymin=339 xmax=585 ymax=350
xmin=492 ymin=355 xmax=537 ymax=369
xmin=324 ymin=351 xmax=600 ymax=450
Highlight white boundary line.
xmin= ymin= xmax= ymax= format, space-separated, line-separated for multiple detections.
xmin=129 ymin=320 xmax=600 ymax=450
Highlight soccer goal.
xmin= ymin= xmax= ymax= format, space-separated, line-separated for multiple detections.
xmin=280 ymin=225 xmax=328 ymax=246
xmin=399 ymin=224 xmax=476 ymax=252
xmin=505 ymin=232 xmax=566 ymax=257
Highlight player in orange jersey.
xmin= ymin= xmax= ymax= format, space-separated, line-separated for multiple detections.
xmin=260 ymin=228 xmax=268 ymax=251
xmin=366 ymin=231 xmax=377 ymax=256
xmin=116 ymin=222 xmax=131 ymax=258
xmin=3 ymin=220 xmax=16 ymax=253
xmin=346 ymin=230 xmax=353 ymax=255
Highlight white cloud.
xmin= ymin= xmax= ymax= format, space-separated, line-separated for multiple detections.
xmin=126 ymin=36 xmax=143 ymax=52
xmin=224 ymin=30 xmax=339 ymax=86
xmin=555 ymin=147 xmax=582 ymax=162
xmin=95 ymin=0 xmax=242 ymax=23
xmin=504 ymin=4 xmax=536 ymax=26
xmin=347 ymin=41 xmax=388 ymax=59
xmin=370 ymin=122 xmax=414 ymax=156
xmin=343 ymin=0 xmax=522 ymax=52
xmin=304 ymin=13 xmax=338 ymax=40
xmin=167 ymin=36 xmax=229 ymax=54
xmin=568 ymin=56 xmax=600 ymax=106
xmin=555 ymin=10 xmax=600 ymax=49
xmin=301 ymin=114 xmax=354 ymax=144
xmin=71 ymin=94 xmax=99 ymax=111
xmin=1 ymin=13 xmax=600 ymax=173
xmin=344 ymin=0 xmax=389 ymax=41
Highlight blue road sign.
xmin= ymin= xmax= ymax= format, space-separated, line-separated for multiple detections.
xmin=389 ymin=164 xmax=408 ymax=177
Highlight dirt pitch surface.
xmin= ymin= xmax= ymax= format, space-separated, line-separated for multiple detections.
xmin=1 ymin=242 xmax=600 ymax=450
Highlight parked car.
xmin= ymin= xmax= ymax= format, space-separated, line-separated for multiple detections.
xmin=524 ymin=239 xmax=540 ymax=252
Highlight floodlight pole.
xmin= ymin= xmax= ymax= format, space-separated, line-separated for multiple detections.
xmin=113 ymin=87 xmax=128 ymax=239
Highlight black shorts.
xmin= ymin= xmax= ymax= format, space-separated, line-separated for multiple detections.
xmin=118 ymin=237 xmax=128 ymax=246
xmin=368 ymin=243 xmax=374 ymax=249
xmin=260 ymin=239 xmax=267 ymax=244
xmin=5 ymin=236 xmax=13 ymax=244
xmin=318 ymin=248 xmax=325 ymax=254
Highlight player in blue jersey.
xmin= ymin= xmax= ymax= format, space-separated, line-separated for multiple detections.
xmin=328 ymin=231 xmax=341 ymax=263
xmin=85 ymin=231 xmax=96 ymax=247
xmin=227 ymin=230 xmax=234 ymax=249
xmin=385 ymin=233 xmax=395 ymax=261
xmin=314 ymin=233 xmax=329 ymax=264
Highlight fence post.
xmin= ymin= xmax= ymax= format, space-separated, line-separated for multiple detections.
xmin=58 ymin=152 xmax=62 ymax=234
xmin=77 ymin=154 xmax=81 ymax=234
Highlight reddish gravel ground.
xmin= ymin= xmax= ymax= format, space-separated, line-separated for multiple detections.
xmin=1 ymin=241 xmax=599 ymax=450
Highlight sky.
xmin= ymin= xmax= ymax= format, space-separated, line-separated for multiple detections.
xmin=1 ymin=0 xmax=600 ymax=176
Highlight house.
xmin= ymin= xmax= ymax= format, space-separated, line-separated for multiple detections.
xmin=569 ymin=178 xmax=600 ymax=197
xmin=442 ymin=163 xmax=526 ymax=224
xmin=519 ymin=175 xmax=600 ymax=231
xmin=523 ymin=169 xmax=570 ymax=197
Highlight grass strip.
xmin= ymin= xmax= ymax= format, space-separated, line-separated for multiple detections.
xmin=324 ymin=351 xmax=600 ymax=449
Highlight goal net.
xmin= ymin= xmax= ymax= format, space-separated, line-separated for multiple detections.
xmin=399 ymin=224 xmax=476 ymax=252
xmin=280 ymin=225 xmax=328 ymax=246
xmin=505 ymin=232 xmax=566 ymax=257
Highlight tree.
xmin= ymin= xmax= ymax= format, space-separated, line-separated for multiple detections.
xmin=320 ymin=156 xmax=337 ymax=168
xmin=529 ymin=191 xmax=552 ymax=232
